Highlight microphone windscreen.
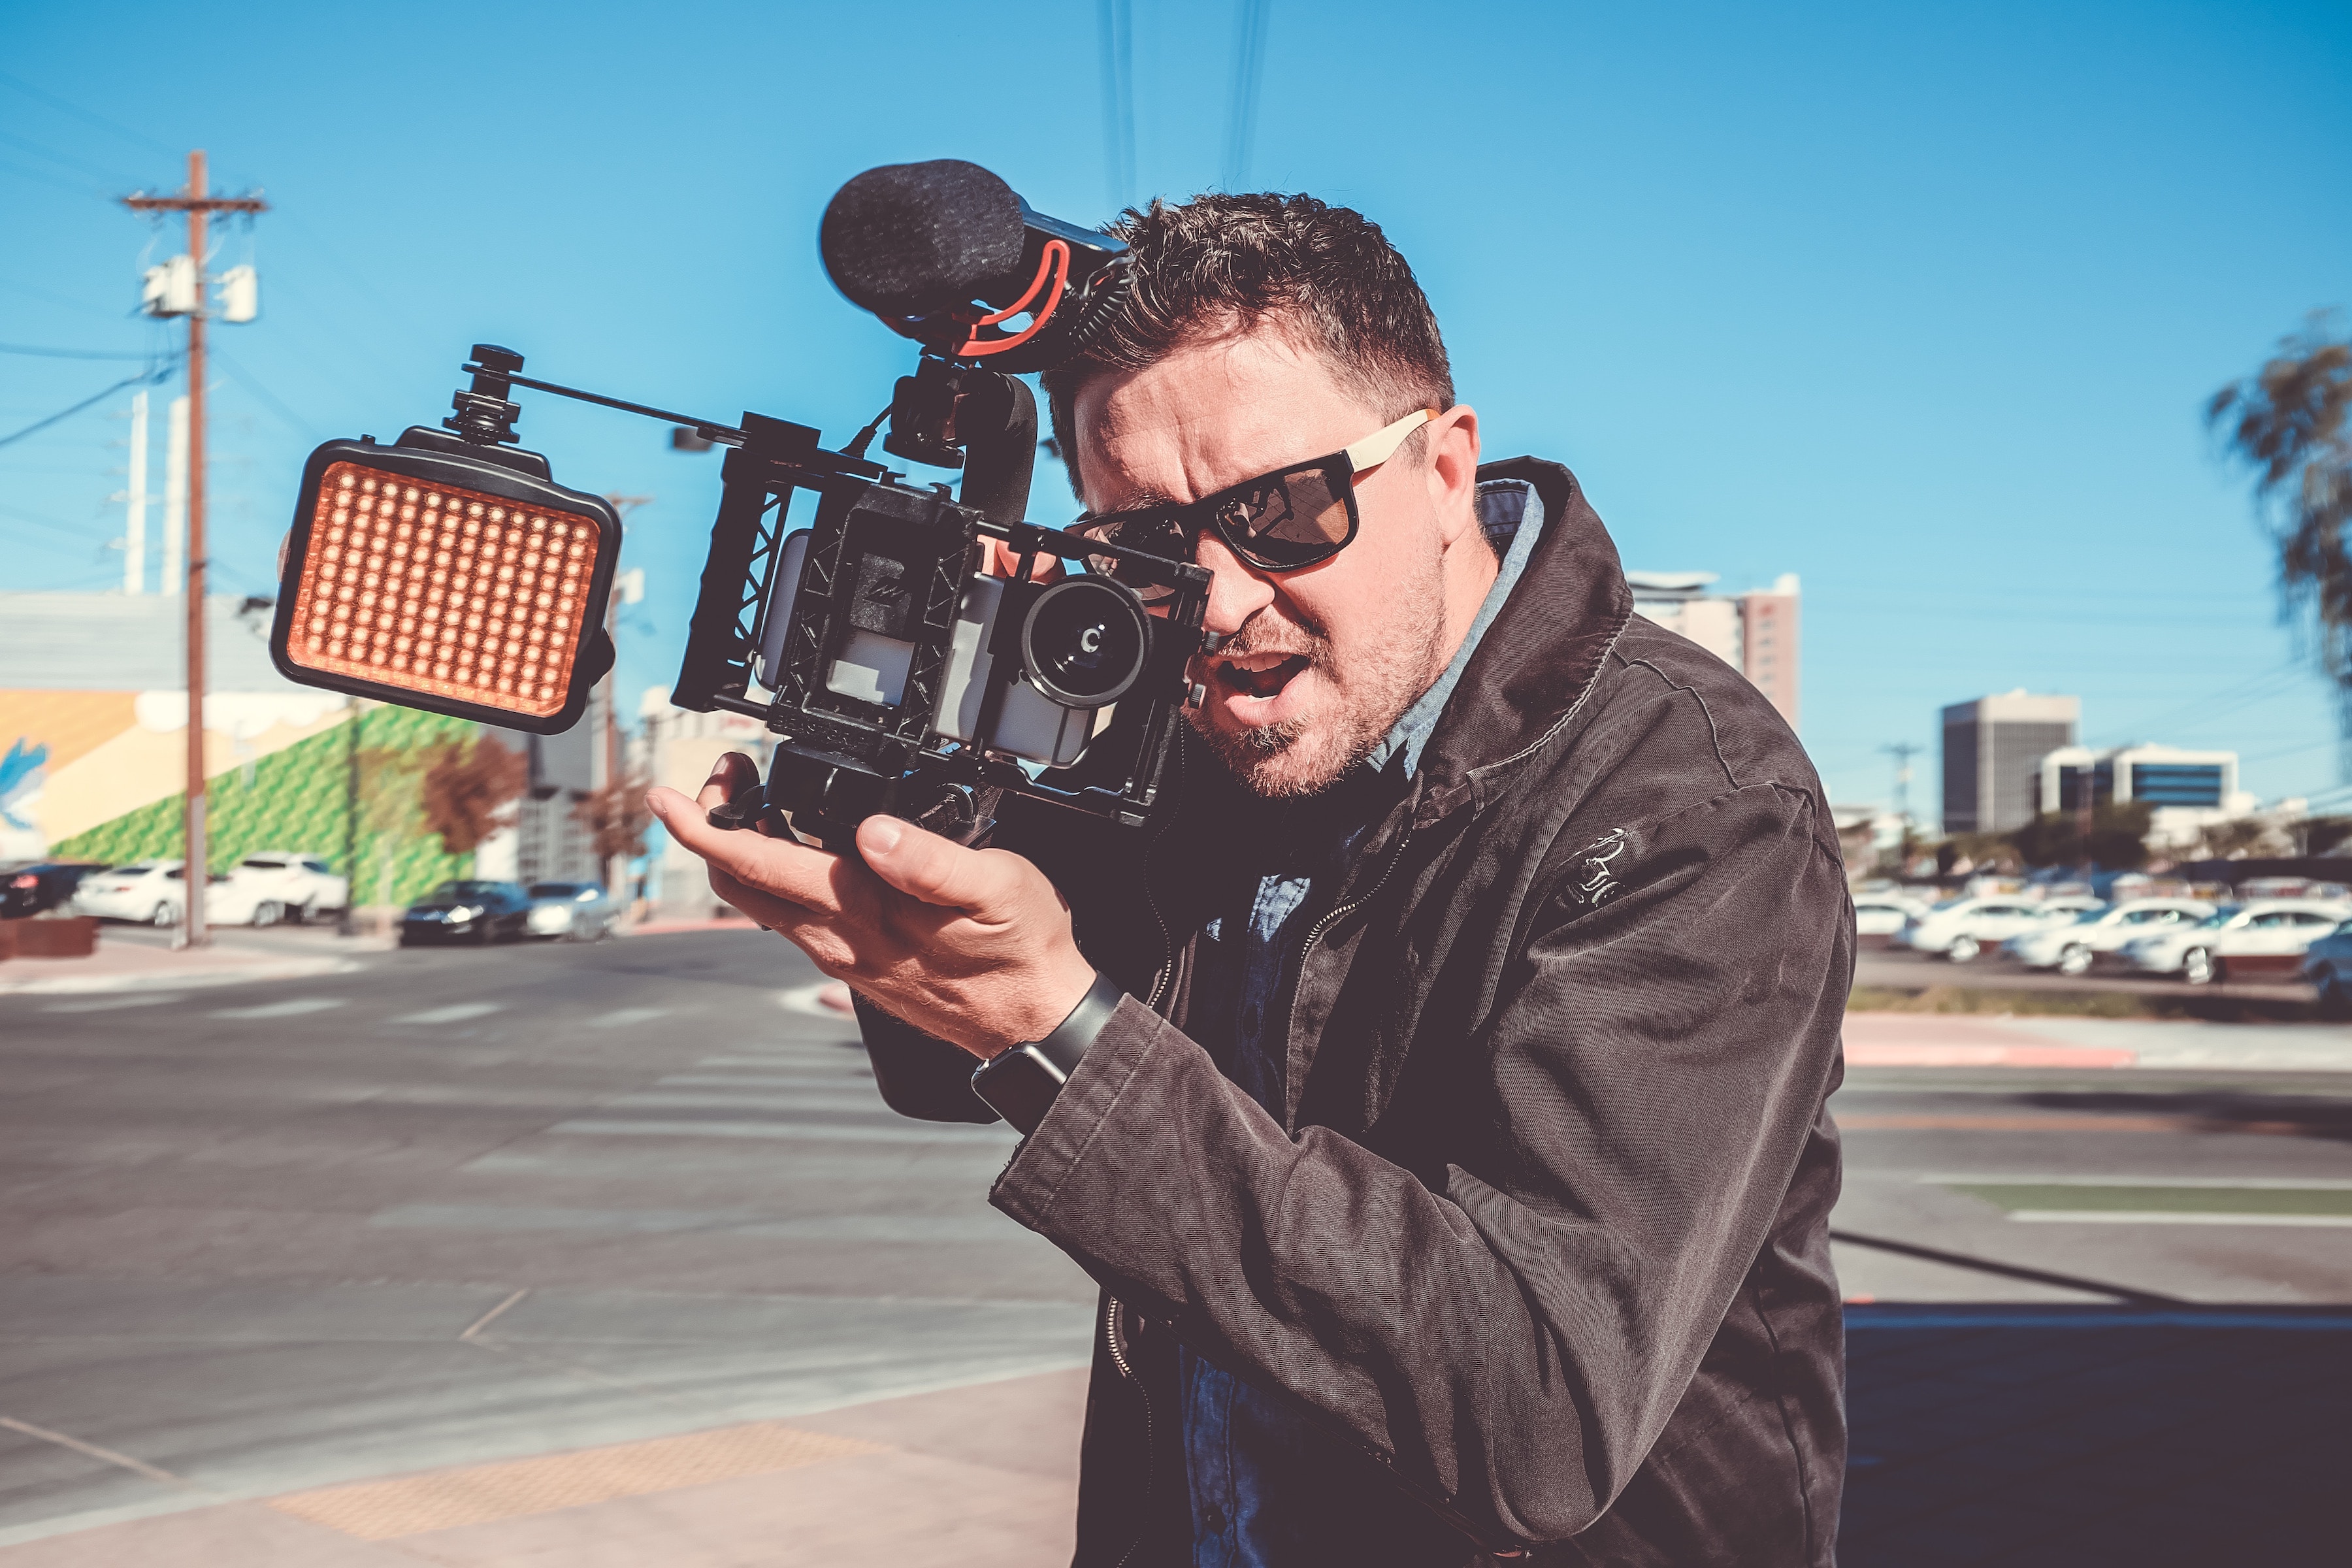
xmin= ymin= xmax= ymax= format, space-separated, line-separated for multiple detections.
xmin=821 ymin=161 xmax=1028 ymax=318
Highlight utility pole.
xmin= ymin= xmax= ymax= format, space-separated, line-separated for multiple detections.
xmin=598 ymin=495 xmax=651 ymax=900
xmin=123 ymin=389 xmax=150 ymax=595
xmin=1882 ymin=742 xmax=1922 ymax=874
xmin=125 ymin=152 xmax=266 ymax=949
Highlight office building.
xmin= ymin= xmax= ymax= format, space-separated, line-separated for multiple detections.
xmin=2033 ymin=743 xmax=2254 ymax=849
xmin=1941 ymin=691 xmax=2078 ymax=834
xmin=1627 ymin=571 xmax=1802 ymax=727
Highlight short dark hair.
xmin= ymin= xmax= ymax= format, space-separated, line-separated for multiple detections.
xmin=1041 ymin=191 xmax=1454 ymax=497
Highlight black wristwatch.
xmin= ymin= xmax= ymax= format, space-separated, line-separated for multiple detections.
xmin=970 ymin=970 xmax=1126 ymax=1135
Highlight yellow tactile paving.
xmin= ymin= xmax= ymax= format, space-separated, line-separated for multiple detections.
xmin=265 ymin=1422 xmax=887 ymax=1541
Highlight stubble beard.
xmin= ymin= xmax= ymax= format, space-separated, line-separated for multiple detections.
xmin=1188 ymin=539 xmax=1451 ymax=800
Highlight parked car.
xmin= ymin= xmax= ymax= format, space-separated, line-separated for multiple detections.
xmin=524 ymin=881 xmax=621 ymax=941
xmin=2 ymin=862 xmax=104 ymax=919
xmin=225 ymin=851 xmax=349 ymax=925
xmin=2004 ymin=898 xmax=2217 ymax=977
xmin=399 ymin=880 xmax=533 ymax=947
xmin=2299 ymin=923 xmax=2352 ymax=1019
xmin=1853 ymin=898 xmax=1914 ymax=941
xmin=73 ymin=860 xmax=191 ymax=926
xmin=1902 ymin=896 xmax=2106 ymax=963
xmin=2121 ymin=900 xmax=2352 ymax=985
xmin=70 ymin=860 xmax=280 ymax=927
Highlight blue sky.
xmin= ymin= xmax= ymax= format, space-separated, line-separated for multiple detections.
xmin=3 ymin=0 xmax=2346 ymax=821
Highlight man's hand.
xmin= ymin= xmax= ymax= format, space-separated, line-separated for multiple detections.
xmin=647 ymin=753 xmax=1098 ymax=1058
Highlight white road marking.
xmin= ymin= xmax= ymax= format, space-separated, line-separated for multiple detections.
xmin=657 ymin=1073 xmax=875 ymax=1088
xmin=608 ymin=1091 xmax=887 ymax=1113
xmin=776 ymin=982 xmax=858 ymax=1019
xmin=44 ymin=993 xmax=188 ymax=1013
xmin=550 ymin=1118 xmax=1009 ymax=1144
xmin=586 ymin=1006 xmax=670 ymax=1030
xmin=2009 ymin=1211 xmax=2352 ymax=1228
xmin=208 ymin=997 xmax=348 ymax=1020
xmin=391 ymin=1002 xmax=503 ymax=1024
xmin=1921 ymin=1174 xmax=2352 ymax=1190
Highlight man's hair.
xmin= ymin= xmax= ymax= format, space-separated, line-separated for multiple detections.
xmin=1041 ymin=191 xmax=1454 ymax=497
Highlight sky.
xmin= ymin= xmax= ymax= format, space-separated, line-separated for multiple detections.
xmin=3 ymin=0 xmax=2347 ymax=824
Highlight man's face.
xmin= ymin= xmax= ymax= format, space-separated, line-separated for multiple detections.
xmin=1073 ymin=332 xmax=1482 ymax=798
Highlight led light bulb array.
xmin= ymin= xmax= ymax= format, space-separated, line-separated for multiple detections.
xmin=283 ymin=463 xmax=600 ymax=720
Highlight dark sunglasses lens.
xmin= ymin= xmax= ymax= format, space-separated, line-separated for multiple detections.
xmin=1215 ymin=466 xmax=1352 ymax=566
xmin=1079 ymin=514 xmax=1183 ymax=603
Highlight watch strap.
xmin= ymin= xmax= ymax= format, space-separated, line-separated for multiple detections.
xmin=969 ymin=970 xmax=1124 ymax=1134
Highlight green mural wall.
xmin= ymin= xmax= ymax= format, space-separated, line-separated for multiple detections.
xmin=54 ymin=705 xmax=480 ymax=909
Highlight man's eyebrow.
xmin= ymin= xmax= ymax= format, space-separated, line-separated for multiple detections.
xmin=1088 ymin=484 xmax=1187 ymax=515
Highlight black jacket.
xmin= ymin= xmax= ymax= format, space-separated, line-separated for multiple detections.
xmin=858 ymin=458 xmax=1852 ymax=1565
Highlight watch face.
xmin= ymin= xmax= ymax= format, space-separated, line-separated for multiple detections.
xmin=973 ymin=1044 xmax=1068 ymax=1135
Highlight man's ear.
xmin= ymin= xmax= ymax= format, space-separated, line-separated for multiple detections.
xmin=1426 ymin=404 xmax=1483 ymax=548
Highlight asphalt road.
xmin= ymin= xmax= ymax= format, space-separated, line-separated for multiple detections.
xmin=3 ymin=926 xmax=2349 ymax=1550
xmin=1855 ymin=943 xmax=2323 ymax=1007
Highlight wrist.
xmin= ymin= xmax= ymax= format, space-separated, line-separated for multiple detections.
xmin=970 ymin=969 xmax=1126 ymax=1134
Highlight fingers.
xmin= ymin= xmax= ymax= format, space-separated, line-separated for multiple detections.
xmin=649 ymin=787 xmax=847 ymax=915
xmin=857 ymin=815 xmax=1022 ymax=914
xmin=694 ymin=751 xmax=759 ymax=811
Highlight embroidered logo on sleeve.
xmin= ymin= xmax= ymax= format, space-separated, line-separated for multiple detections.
xmin=1573 ymin=827 xmax=1631 ymax=908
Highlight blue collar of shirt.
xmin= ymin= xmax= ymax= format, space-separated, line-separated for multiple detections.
xmin=1361 ymin=478 xmax=1546 ymax=780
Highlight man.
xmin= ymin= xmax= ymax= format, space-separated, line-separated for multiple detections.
xmin=653 ymin=192 xmax=1851 ymax=1566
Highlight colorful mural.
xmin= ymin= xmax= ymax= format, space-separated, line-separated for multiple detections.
xmin=2 ymin=692 xmax=484 ymax=909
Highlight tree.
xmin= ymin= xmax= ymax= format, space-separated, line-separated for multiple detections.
xmin=2209 ymin=316 xmax=2352 ymax=731
xmin=355 ymin=745 xmax=428 ymax=928
xmin=2008 ymin=802 xmax=2153 ymax=870
xmin=572 ymin=774 xmax=653 ymax=894
xmin=420 ymin=735 xmax=529 ymax=856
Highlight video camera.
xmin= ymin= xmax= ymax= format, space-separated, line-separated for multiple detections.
xmin=266 ymin=161 xmax=1214 ymax=851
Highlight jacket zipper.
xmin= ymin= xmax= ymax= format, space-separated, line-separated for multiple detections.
xmin=1103 ymin=1294 xmax=1156 ymax=1568
xmin=1281 ymin=821 xmax=1415 ymax=1106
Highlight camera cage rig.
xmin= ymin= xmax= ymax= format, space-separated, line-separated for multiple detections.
xmin=438 ymin=344 xmax=1214 ymax=851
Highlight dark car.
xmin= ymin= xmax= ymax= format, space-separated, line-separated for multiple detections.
xmin=398 ymin=880 xmax=533 ymax=947
xmin=3 ymin=862 xmax=104 ymax=919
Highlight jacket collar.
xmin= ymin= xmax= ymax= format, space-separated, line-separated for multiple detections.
xmin=1409 ymin=457 xmax=1634 ymax=826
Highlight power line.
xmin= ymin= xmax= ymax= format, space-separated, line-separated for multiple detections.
xmin=1223 ymin=0 xmax=1271 ymax=190
xmin=0 ymin=69 xmax=182 ymax=162
xmin=0 ymin=342 xmax=159 ymax=360
xmin=0 ymin=127 xmax=142 ymax=189
xmin=0 ymin=368 xmax=170 ymax=451
xmin=209 ymin=347 xmax=318 ymax=440
xmin=1099 ymin=0 xmax=1137 ymax=208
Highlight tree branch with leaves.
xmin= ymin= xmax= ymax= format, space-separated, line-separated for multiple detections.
xmin=2209 ymin=314 xmax=2352 ymax=734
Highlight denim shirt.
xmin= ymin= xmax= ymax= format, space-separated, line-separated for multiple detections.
xmin=1179 ymin=480 xmax=1544 ymax=1567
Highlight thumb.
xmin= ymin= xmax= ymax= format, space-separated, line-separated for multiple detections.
xmin=857 ymin=815 xmax=1015 ymax=912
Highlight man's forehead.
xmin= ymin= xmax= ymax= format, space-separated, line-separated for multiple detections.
xmin=1073 ymin=333 xmax=1374 ymax=510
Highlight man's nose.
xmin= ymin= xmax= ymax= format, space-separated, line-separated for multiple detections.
xmin=1194 ymin=532 xmax=1275 ymax=638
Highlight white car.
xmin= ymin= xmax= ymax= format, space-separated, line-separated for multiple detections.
xmin=1901 ymin=897 xmax=2106 ymax=963
xmin=225 ymin=851 xmax=349 ymax=926
xmin=2119 ymin=900 xmax=2352 ymax=985
xmin=73 ymin=860 xmax=281 ymax=928
xmin=2004 ymin=898 xmax=2216 ymax=976
xmin=1853 ymin=892 xmax=1935 ymax=943
xmin=73 ymin=860 xmax=191 ymax=926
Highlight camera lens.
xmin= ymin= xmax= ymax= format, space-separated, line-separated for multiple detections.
xmin=1020 ymin=578 xmax=1151 ymax=708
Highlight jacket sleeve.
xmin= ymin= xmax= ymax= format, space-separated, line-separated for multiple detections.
xmin=987 ymin=781 xmax=1850 ymax=1549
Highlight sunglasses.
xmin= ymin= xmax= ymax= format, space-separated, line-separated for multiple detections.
xmin=1075 ymin=408 xmax=1437 ymax=602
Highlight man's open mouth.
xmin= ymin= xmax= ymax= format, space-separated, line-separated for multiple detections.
xmin=1214 ymin=650 xmax=1312 ymax=699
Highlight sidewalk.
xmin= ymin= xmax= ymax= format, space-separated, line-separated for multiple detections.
xmin=0 ymin=1371 xmax=1084 ymax=1566
xmin=0 ymin=932 xmax=370 ymax=996
xmin=1846 ymin=1011 xmax=2352 ymax=1071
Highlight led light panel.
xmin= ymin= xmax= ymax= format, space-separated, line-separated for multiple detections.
xmin=282 ymin=462 xmax=601 ymax=720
